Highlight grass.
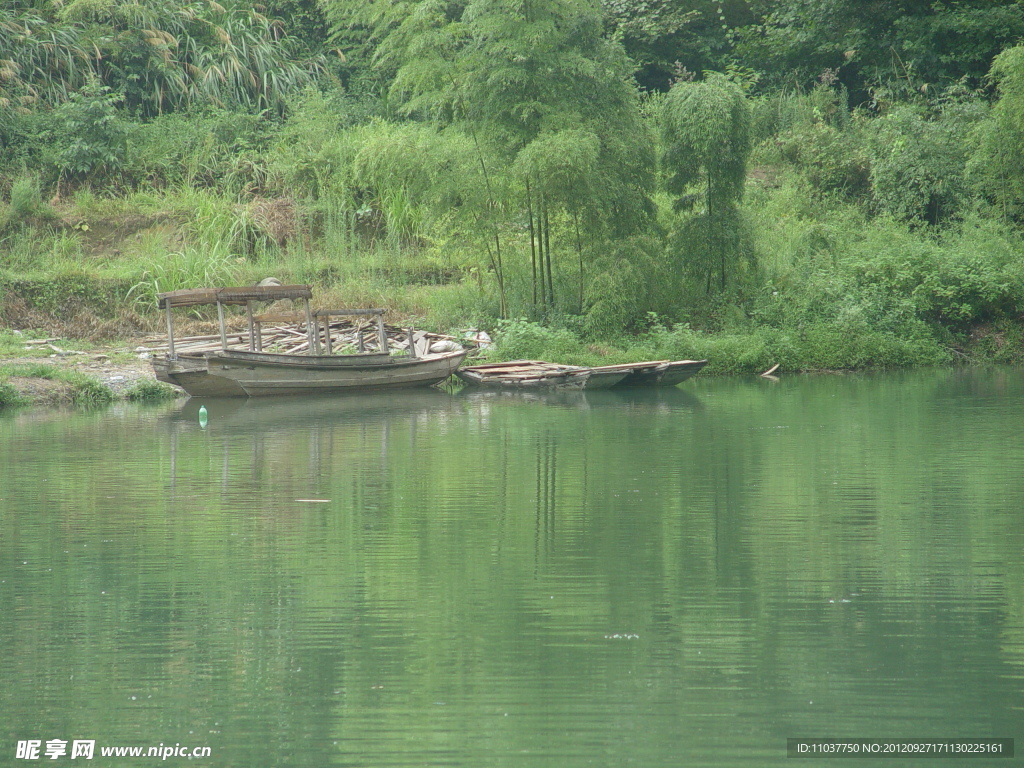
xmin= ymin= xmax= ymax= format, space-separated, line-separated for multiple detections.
xmin=123 ymin=380 xmax=179 ymax=401
xmin=0 ymin=330 xmax=95 ymax=356
xmin=0 ymin=363 xmax=116 ymax=407
xmin=0 ymin=380 xmax=27 ymax=407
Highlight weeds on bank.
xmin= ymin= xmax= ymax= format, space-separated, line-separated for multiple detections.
xmin=123 ymin=380 xmax=179 ymax=401
xmin=488 ymin=317 xmax=951 ymax=374
xmin=0 ymin=381 xmax=27 ymax=407
xmin=0 ymin=364 xmax=115 ymax=407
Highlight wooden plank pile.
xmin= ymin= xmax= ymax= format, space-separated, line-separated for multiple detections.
xmin=142 ymin=317 xmax=470 ymax=358
xmin=456 ymin=360 xmax=594 ymax=389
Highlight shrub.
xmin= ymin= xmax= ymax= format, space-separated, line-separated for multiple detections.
xmin=54 ymin=80 xmax=130 ymax=182
xmin=866 ymin=103 xmax=982 ymax=226
xmin=126 ymin=107 xmax=270 ymax=191
xmin=492 ymin=319 xmax=595 ymax=364
xmin=0 ymin=380 xmax=27 ymax=408
xmin=123 ymin=380 xmax=179 ymax=402
xmin=7 ymin=173 xmax=54 ymax=223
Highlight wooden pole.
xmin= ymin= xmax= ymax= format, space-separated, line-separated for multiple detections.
xmin=376 ymin=314 xmax=387 ymax=352
xmin=407 ymin=327 xmax=417 ymax=359
xmin=217 ymin=301 xmax=227 ymax=351
xmin=246 ymin=301 xmax=255 ymax=351
xmin=303 ymin=298 xmax=319 ymax=355
xmin=165 ymin=305 xmax=176 ymax=358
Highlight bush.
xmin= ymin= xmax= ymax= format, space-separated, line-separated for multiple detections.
xmin=126 ymin=107 xmax=271 ymax=191
xmin=492 ymin=319 xmax=594 ymax=363
xmin=123 ymin=380 xmax=179 ymax=402
xmin=866 ymin=103 xmax=982 ymax=226
xmin=7 ymin=173 xmax=54 ymax=223
xmin=853 ymin=221 xmax=1024 ymax=329
xmin=764 ymin=83 xmax=871 ymax=200
xmin=0 ymin=380 xmax=27 ymax=408
xmin=54 ymin=80 xmax=130 ymax=182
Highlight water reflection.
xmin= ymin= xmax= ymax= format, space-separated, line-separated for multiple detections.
xmin=1 ymin=370 xmax=1023 ymax=767
xmin=162 ymin=392 xmax=463 ymax=500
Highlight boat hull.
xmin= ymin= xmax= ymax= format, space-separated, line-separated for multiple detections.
xmin=154 ymin=354 xmax=245 ymax=396
xmin=590 ymin=359 xmax=709 ymax=387
xmin=656 ymin=360 xmax=709 ymax=386
xmin=154 ymin=349 xmax=467 ymax=397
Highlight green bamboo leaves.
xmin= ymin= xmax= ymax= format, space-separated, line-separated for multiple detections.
xmin=0 ymin=0 xmax=324 ymax=118
xmin=969 ymin=45 xmax=1024 ymax=222
xmin=324 ymin=0 xmax=655 ymax=318
xmin=662 ymin=72 xmax=753 ymax=292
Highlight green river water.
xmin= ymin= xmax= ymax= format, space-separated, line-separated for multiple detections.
xmin=1 ymin=369 xmax=1022 ymax=767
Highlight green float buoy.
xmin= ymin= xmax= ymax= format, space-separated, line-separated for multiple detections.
xmin=198 ymin=404 xmax=208 ymax=428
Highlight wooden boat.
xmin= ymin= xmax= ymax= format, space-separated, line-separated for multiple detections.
xmin=455 ymin=360 xmax=603 ymax=390
xmin=153 ymin=285 xmax=467 ymax=397
xmin=590 ymin=359 xmax=708 ymax=386
xmin=456 ymin=358 xmax=707 ymax=390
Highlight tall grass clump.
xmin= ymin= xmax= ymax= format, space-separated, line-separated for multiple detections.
xmin=5 ymin=173 xmax=56 ymax=226
xmin=0 ymin=380 xmax=27 ymax=408
xmin=129 ymin=188 xmax=272 ymax=306
xmin=123 ymin=380 xmax=179 ymax=402
xmin=65 ymin=371 xmax=116 ymax=407
xmin=130 ymin=246 xmax=240 ymax=308
xmin=0 ymin=227 xmax=84 ymax=273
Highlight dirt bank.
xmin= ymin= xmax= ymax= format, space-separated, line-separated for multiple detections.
xmin=1 ymin=340 xmax=178 ymax=406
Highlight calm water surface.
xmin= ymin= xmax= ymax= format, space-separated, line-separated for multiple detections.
xmin=1 ymin=369 xmax=1022 ymax=766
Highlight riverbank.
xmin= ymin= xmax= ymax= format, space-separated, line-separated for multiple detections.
xmin=2 ymin=319 xmax=1015 ymax=411
xmin=0 ymin=332 xmax=177 ymax=407
xmin=2 ymin=306 xmax=1022 ymax=409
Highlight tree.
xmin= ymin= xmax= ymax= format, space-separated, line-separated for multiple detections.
xmin=735 ymin=0 xmax=1024 ymax=101
xmin=601 ymin=0 xmax=754 ymax=92
xmin=328 ymin=0 xmax=656 ymax=318
xmin=662 ymin=72 xmax=752 ymax=292
xmin=969 ymin=45 xmax=1024 ymax=223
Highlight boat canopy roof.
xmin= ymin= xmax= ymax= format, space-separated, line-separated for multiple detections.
xmin=157 ymin=285 xmax=313 ymax=310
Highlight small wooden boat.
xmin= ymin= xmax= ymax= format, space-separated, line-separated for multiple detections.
xmin=456 ymin=358 xmax=708 ymax=390
xmin=153 ymin=285 xmax=467 ymax=397
xmin=455 ymin=360 xmax=603 ymax=390
xmin=590 ymin=359 xmax=708 ymax=386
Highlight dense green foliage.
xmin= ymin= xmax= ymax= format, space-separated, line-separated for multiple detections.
xmin=663 ymin=72 xmax=752 ymax=292
xmin=3 ymin=0 xmax=1024 ymax=369
xmin=0 ymin=0 xmax=328 ymax=118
